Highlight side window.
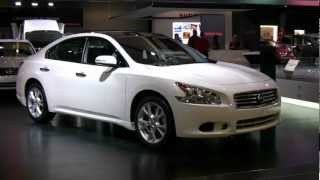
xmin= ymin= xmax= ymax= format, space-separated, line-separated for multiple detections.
xmin=46 ymin=38 xmax=85 ymax=63
xmin=117 ymin=37 xmax=158 ymax=65
xmin=85 ymin=37 xmax=127 ymax=67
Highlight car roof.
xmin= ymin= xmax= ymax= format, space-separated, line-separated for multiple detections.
xmin=40 ymin=31 xmax=170 ymax=52
xmin=0 ymin=39 xmax=33 ymax=43
xmin=88 ymin=31 xmax=168 ymax=39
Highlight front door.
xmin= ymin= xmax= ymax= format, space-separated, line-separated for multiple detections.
xmin=72 ymin=37 xmax=128 ymax=119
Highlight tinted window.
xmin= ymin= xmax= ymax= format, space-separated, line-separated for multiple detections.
xmin=116 ymin=37 xmax=159 ymax=65
xmin=46 ymin=38 xmax=85 ymax=63
xmin=117 ymin=36 xmax=207 ymax=66
xmin=85 ymin=37 xmax=127 ymax=67
xmin=0 ymin=42 xmax=34 ymax=57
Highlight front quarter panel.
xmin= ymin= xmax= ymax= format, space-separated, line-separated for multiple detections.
xmin=125 ymin=72 xmax=179 ymax=123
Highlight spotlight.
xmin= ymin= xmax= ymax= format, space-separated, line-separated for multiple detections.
xmin=31 ymin=2 xmax=39 ymax=7
xmin=48 ymin=2 xmax=54 ymax=7
xmin=15 ymin=1 xmax=22 ymax=6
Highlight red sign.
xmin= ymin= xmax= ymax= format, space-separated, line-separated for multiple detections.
xmin=179 ymin=13 xmax=194 ymax=18
xmin=287 ymin=0 xmax=319 ymax=6
xmin=204 ymin=32 xmax=224 ymax=36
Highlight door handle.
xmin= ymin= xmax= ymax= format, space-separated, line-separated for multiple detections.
xmin=40 ymin=67 xmax=50 ymax=72
xmin=76 ymin=72 xmax=86 ymax=77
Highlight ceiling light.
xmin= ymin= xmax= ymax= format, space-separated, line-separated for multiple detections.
xmin=31 ymin=2 xmax=39 ymax=7
xmin=15 ymin=1 xmax=22 ymax=6
xmin=48 ymin=2 xmax=54 ymax=7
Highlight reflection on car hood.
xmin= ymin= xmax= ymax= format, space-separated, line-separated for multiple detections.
xmin=148 ymin=62 xmax=271 ymax=86
xmin=0 ymin=56 xmax=25 ymax=68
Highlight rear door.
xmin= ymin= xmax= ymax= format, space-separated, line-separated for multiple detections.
xmin=44 ymin=37 xmax=87 ymax=110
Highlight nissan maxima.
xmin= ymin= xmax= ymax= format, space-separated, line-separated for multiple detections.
xmin=16 ymin=32 xmax=281 ymax=147
xmin=0 ymin=39 xmax=35 ymax=90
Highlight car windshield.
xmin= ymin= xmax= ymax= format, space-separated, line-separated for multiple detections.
xmin=0 ymin=42 xmax=34 ymax=57
xmin=116 ymin=35 xmax=209 ymax=66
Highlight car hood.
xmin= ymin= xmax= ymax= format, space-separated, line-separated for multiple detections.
xmin=146 ymin=62 xmax=271 ymax=86
xmin=0 ymin=56 xmax=25 ymax=68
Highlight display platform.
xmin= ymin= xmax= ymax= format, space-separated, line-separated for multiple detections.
xmin=0 ymin=91 xmax=318 ymax=180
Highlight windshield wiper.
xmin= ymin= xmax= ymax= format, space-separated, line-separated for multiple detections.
xmin=207 ymin=58 xmax=218 ymax=63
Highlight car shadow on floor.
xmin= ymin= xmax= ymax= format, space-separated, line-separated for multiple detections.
xmin=0 ymin=90 xmax=316 ymax=180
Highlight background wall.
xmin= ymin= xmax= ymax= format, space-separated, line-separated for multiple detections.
xmin=152 ymin=16 xmax=201 ymax=38
xmin=152 ymin=13 xmax=232 ymax=49
xmin=83 ymin=3 xmax=149 ymax=32
xmin=201 ymin=14 xmax=226 ymax=49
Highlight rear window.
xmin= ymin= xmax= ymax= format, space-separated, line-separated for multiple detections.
xmin=0 ymin=42 xmax=34 ymax=57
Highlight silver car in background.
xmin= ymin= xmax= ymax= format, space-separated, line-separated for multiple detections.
xmin=0 ymin=40 xmax=35 ymax=90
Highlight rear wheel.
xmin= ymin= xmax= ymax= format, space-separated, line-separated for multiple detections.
xmin=26 ymin=83 xmax=55 ymax=124
xmin=134 ymin=96 xmax=174 ymax=148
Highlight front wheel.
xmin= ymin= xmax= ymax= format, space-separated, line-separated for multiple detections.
xmin=26 ymin=83 xmax=55 ymax=124
xmin=134 ymin=96 xmax=175 ymax=148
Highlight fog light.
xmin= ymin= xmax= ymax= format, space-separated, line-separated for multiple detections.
xmin=31 ymin=2 xmax=38 ymax=7
xmin=222 ymin=123 xmax=228 ymax=130
xmin=199 ymin=122 xmax=214 ymax=132
xmin=15 ymin=1 xmax=22 ymax=6
xmin=48 ymin=2 xmax=54 ymax=7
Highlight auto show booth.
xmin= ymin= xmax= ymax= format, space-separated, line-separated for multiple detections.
xmin=0 ymin=0 xmax=319 ymax=180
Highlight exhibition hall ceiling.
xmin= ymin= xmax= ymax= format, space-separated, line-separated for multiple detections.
xmin=1 ymin=0 xmax=319 ymax=8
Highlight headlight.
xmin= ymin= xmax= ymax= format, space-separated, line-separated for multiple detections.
xmin=175 ymin=82 xmax=222 ymax=104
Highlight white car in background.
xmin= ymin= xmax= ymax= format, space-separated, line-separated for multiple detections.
xmin=22 ymin=19 xmax=63 ymax=49
xmin=0 ymin=39 xmax=35 ymax=90
xmin=16 ymin=32 xmax=281 ymax=147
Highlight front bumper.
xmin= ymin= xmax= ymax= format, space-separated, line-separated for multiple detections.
xmin=173 ymin=101 xmax=281 ymax=138
xmin=0 ymin=75 xmax=16 ymax=90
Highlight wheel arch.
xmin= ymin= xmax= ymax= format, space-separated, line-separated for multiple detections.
xmin=24 ymin=78 xmax=54 ymax=112
xmin=130 ymin=90 xmax=174 ymax=124
xmin=25 ymin=78 xmax=42 ymax=96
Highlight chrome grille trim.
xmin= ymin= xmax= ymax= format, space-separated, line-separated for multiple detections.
xmin=0 ymin=82 xmax=16 ymax=87
xmin=234 ymin=89 xmax=278 ymax=109
xmin=237 ymin=114 xmax=278 ymax=129
xmin=0 ymin=68 xmax=19 ymax=76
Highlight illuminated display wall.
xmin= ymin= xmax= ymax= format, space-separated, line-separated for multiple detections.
xmin=172 ymin=22 xmax=201 ymax=44
xmin=152 ymin=0 xmax=319 ymax=6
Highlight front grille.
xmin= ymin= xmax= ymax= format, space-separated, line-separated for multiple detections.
xmin=0 ymin=68 xmax=18 ymax=76
xmin=234 ymin=89 xmax=278 ymax=109
xmin=237 ymin=114 xmax=278 ymax=129
xmin=0 ymin=82 xmax=16 ymax=88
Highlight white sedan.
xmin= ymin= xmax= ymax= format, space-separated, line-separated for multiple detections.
xmin=16 ymin=32 xmax=281 ymax=147
xmin=0 ymin=39 xmax=35 ymax=90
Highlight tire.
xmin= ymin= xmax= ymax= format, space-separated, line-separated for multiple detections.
xmin=260 ymin=126 xmax=276 ymax=149
xmin=133 ymin=96 xmax=175 ymax=148
xmin=26 ymin=83 xmax=55 ymax=124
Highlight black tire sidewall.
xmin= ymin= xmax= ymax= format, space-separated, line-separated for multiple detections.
xmin=26 ymin=83 xmax=53 ymax=123
xmin=134 ymin=96 xmax=174 ymax=148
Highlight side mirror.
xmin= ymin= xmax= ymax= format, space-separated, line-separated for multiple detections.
xmin=95 ymin=55 xmax=118 ymax=67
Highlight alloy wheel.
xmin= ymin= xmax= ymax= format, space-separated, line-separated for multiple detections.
xmin=137 ymin=102 xmax=168 ymax=144
xmin=27 ymin=87 xmax=44 ymax=118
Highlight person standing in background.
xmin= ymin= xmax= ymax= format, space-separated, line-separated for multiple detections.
xmin=260 ymin=40 xmax=278 ymax=80
xmin=188 ymin=30 xmax=200 ymax=49
xmin=229 ymin=34 xmax=240 ymax=50
xmin=197 ymin=32 xmax=210 ymax=57
xmin=174 ymin=33 xmax=182 ymax=43
xmin=212 ymin=35 xmax=220 ymax=49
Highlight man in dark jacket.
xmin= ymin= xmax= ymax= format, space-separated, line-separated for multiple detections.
xmin=197 ymin=32 xmax=210 ymax=57
xmin=188 ymin=30 xmax=200 ymax=49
